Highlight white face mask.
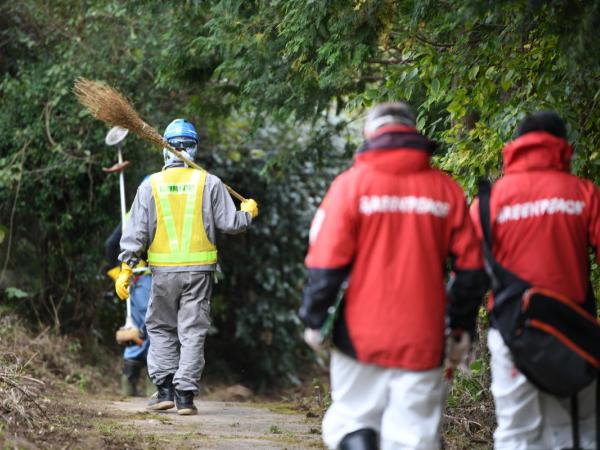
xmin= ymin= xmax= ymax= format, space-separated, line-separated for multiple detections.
xmin=163 ymin=137 xmax=198 ymax=164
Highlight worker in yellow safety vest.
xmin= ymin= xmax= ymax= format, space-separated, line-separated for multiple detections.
xmin=115 ymin=119 xmax=258 ymax=415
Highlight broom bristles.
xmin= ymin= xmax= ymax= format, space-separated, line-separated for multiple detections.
xmin=73 ymin=77 xmax=165 ymax=148
xmin=73 ymin=77 xmax=246 ymax=202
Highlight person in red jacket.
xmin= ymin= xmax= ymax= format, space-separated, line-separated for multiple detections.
xmin=299 ymin=102 xmax=488 ymax=450
xmin=470 ymin=111 xmax=599 ymax=449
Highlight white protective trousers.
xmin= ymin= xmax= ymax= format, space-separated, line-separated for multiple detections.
xmin=322 ymin=350 xmax=445 ymax=450
xmin=488 ymin=328 xmax=597 ymax=450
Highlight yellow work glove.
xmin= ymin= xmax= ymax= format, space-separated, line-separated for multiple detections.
xmin=241 ymin=198 xmax=259 ymax=219
xmin=106 ymin=265 xmax=121 ymax=282
xmin=115 ymin=263 xmax=133 ymax=300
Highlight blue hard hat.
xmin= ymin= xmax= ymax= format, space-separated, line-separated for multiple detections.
xmin=163 ymin=119 xmax=198 ymax=142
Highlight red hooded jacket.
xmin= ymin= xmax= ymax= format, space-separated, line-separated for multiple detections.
xmin=299 ymin=125 xmax=487 ymax=370
xmin=471 ymin=131 xmax=600 ymax=313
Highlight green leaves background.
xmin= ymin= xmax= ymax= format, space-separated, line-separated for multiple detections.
xmin=1 ymin=0 xmax=598 ymax=384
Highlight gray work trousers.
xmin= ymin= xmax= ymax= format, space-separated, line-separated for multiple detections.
xmin=145 ymin=271 xmax=212 ymax=393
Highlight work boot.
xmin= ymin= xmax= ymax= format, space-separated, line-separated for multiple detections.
xmin=147 ymin=374 xmax=175 ymax=411
xmin=121 ymin=359 xmax=144 ymax=397
xmin=175 ymin=389 xmax=198 ymax=415
xmin=120 ymin=374 xmax=136 ymax=396
xmin=338 ymin=428 xmax=379 ymax=450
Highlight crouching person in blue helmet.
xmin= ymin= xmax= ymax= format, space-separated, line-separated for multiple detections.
xmin=115 ymin=119 xmax=258 ymax=415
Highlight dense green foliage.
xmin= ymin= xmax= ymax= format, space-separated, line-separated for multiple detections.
xmin=167 ymin=0 xmax=600 ymax=189
xmin=1 ymin=0 xmax=599 ymax=383
xmin=0 ymin=2 xmax=180 ymax=336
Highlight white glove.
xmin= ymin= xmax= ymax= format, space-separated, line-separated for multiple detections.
xmin=445 ymin=330 xmax=471 ymax=372
xmin=303 ymin=328 xmax=325 ymax=353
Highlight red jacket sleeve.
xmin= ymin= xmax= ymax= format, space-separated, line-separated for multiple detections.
xmin=305 ymin=174 xmax=357 ymax=269
xmin=449 ymin=193 xmax=484 ymax=270
xmin=299 ymin=174 xmax=356 ymax=328
xmin=469 ymin=197 xmax=483 ymax=241
xmin=446 ymin=190 xmax=488 ymax=334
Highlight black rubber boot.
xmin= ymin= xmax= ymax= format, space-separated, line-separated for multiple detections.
xmin=338 ymin=428 xmax=379 ymax=450
xmin=147 ymin=374 xmax=175 ymax=411
xmin=121 ymin=359 xmax=144 ymax=396
xmin=175 ymin=389 xmax=198 ymax=416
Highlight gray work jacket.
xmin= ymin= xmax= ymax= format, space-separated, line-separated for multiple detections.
xmin=119 ymin=162 xmax=252 ymax=272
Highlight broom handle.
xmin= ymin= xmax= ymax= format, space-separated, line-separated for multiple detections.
xmin=117 ymin=146 xmax=127 ymax=227
xmin=164 ymin=142 xmax=247 ymax=202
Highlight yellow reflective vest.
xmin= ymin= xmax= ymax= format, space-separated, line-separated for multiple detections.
xmin=147 ymin=168 xmax=217 ymax=266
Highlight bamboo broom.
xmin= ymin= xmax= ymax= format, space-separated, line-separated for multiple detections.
xmin=73 ymin=77 xmax=246 ymax=202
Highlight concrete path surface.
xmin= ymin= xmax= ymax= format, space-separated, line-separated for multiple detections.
xmin=105 ymin=397 xmax=324 ymax=449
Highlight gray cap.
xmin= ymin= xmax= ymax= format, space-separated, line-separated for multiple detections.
xmin=364 ymin=102 xmax=416 ymax=136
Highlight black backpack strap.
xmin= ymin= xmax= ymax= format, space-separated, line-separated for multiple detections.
xmin=478 ymin=179 xmax=506 ymax=291
xmin=570 ymin=394 xmax=581 ymax=450
xmin=478 ymin=179 xmax=493 ymax=258
xmin=596 ymin=377 xmax=599 ymax=450
xmin=477 ymin=179 xmax=530 ymax=296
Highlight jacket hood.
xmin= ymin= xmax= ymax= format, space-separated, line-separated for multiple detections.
xmin=503 ymin=131 xmax=573 ymax=174
xmin=354 ymin=125 xmax=434 ymax=174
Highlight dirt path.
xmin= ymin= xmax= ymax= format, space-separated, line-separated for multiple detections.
xmin=96 ymin=396 xmax=324 ymax=449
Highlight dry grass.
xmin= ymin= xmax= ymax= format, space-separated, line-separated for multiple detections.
xmin=443 ymin=326 xmax=495 ymax=449
xmin=0 ymin=360 xmax=47 ymax=430
xmin=0 ymin=316 xmax=55 ymax=436
xmin=0 ymin=314 xmax=115 ymax=447
xmin=443 ymin=371 xmax=495 ymax=449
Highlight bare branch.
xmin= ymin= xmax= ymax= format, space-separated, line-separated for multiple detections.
xmin=44 ymin=102 xmax=57 ymax=147
xmin=0 ymin=373 xmax=49 ymax=420
xmin=368 ymin=58 xmax=415 ymax=66
xmin=360 ymin=75 xmax=386 ymax=82
xmin=414 ymin=33 xmax=454 ymax=48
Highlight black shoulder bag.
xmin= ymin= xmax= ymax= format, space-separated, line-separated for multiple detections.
xmin=479 ymin=180 xmax=600 ymax=450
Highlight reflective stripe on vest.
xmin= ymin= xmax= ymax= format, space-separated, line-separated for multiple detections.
xmin=147 ymin=168 xmax=217 ymax=266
